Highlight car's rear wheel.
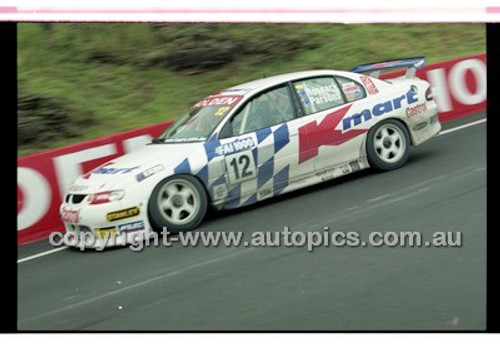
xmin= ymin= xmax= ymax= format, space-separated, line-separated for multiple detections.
xmin=148 ymin=174 xmax=207 ymax=233
xmin=366 ymin=119 xmax=410 ymax=171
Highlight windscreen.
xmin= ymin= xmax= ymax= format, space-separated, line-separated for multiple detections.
xmin=157 ymin=95 xmax=242 ymax=142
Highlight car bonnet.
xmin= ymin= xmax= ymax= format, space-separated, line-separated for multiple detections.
xmin=67 ymin=142 xmax=202 ymax=194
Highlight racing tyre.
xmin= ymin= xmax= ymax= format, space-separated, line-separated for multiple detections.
xmin=366 ymin=119 xmax=410 ymax=171
xmin=148 ymin=174 xmax=208 ymax=233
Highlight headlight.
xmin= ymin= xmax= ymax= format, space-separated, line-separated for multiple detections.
xmin=87 ymin=190 xmax=125 ymax=205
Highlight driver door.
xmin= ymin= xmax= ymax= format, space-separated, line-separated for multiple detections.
xmin=217 ymin=84 xmax=314 ymax=207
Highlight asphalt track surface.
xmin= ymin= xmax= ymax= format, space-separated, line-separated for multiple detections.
xmin=18 ymin=113 xmax=486 ymax=331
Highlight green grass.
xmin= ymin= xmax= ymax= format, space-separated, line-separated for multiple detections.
xmin=18 ymin=23 xmax=485 ymax=156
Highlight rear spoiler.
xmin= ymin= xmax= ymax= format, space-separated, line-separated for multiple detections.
xmin=350 ymin=57 xmax=426 ymax=79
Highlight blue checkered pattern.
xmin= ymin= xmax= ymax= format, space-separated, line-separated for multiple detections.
xmin=173 ymin=123 xmax=292 ymax=209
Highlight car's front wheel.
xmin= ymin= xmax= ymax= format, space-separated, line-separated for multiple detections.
xmin=148 ymin=174 xmax=208 ymax=233
xmin=366 ymin=119 xmax=410 ymax=171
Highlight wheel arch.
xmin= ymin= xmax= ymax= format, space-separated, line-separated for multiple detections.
xmin=374 ymin=117 xmax=414 ymax=146
xmin=153 ymin=172 xmax=213 ymax=203
xmin=146 ymin=172 xmax=211 ymax=232
xmin=365 ymin=117 xmax=412 ymax=171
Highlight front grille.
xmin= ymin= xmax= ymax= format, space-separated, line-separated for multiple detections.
xmin=72 ymin=194 xmax=87 ymax=204
xmin=65 ymin=194 xmax=87 ymax=204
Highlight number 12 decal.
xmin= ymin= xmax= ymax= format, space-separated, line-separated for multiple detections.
xmin=225 ymin=150 xmax=256 ymax=184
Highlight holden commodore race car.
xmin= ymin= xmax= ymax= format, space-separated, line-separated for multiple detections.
xmin=60 ymin=57 xmax=441 ymax=248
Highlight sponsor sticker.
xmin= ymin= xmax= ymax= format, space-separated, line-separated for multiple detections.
xmin=215 ymin=137 xmax=255 ymax=156
xmin=366 ymin=61 xmax=402 ymax=70
xmin=61 ymin=207 xmax=80 ymax=223
xmin=213 ymin=184 xmax=228 ymax=200
xmin=316 ymin=167 xmax=336 ymax=180
xmin=214 ymin=106 xmax=232 ymax=117
xmin=359 ymin=75 xmax=379 ymax=95
xmin=342 ymin=88 xmax=418 ymax=131
xmin=192 ymin=95 xmax=242 ymax=109
xmin=342 ymin=82 xmax=363 ymax=101
xmin=294 ymin=84 xmax=311 ymax=105
xmin=257 ymin=187 xmax=272 ymax=200
xmin=93 ymin=166 xmax=140 ymax=175
xmin=118 ymin=221 xmax=145 ymax=234
xmin=82 ymin=161 xmax=114 ymax=179
xmin=106 ymin=206 xmax=140 ymax=222
xmin=406 ymin=103 xmax=428 ymax=117
xmin=136 ymin=164 xmax=165 ymax=182
xmin=412 ymin=122 xmax=428 ymax=131
xmin=95 ymin=226 xmax=117 ymax=238
xmin=342 ymin=82 xmax=356 ymax=90
xmin=345 ymin=90 xmax=362 ymax=101
xmin=340 ymin=163 xmax=352 ymax=174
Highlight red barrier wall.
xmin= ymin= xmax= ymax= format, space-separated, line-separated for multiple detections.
xmin=17 ymin=121 xmax=172 ymax=244
xmin=17 ymin=54 xmax=486 ymax=244
xmin=380 ymin=53 xmax=486 ymax=121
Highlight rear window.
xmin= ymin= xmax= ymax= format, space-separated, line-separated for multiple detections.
xmin=336 ymin=76 xmax=366 ymax=103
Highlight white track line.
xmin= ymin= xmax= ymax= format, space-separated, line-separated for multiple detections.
xmin=438 ymin=118 xmax=486 ymax=136
xmin=19 ymin=247 xmax=257 ymax=323
xmin=17 ymin=246 xmax=68 ymax=264
xmin=16 ymin=118 xmax=486 ymax=264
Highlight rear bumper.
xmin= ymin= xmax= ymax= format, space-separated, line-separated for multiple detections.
xmin=407 ymin=109 xmax=442 ymax=146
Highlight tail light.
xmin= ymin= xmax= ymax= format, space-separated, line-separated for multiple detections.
xmin=425 ymin=87 xmax=433 ymax=101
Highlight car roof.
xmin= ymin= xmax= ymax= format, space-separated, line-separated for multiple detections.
xmin=218 ymin=70 xmax=350 ymax=96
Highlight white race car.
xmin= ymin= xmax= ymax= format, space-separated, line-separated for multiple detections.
xmin=60 ymin=57 xmax=441 ymax=247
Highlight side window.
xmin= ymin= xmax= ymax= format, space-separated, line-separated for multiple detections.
xmin=224 ymin=85 xmax=295 ymax=137
xmin=336 ymin=76 xmax=366 ymax=103
xmin=292 ymin=77 xmax=344 ymax=115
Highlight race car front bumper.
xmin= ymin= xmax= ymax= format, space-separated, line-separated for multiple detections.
xmin=59 ymin=197 xmax=155 ymax=250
